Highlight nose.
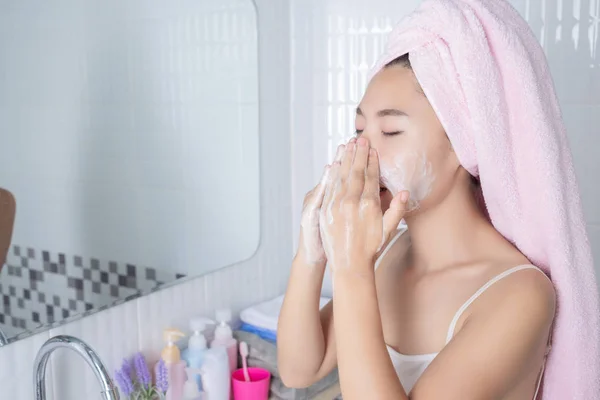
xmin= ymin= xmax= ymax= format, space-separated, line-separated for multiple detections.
xmin=355 ymin=129 xmax=380 ymax=154
xmin=356 ymin=124 xmax=380 ymax=143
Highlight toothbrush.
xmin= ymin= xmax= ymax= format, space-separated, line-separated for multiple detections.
xmin=239 ymin=341 xmax=251 ymax=382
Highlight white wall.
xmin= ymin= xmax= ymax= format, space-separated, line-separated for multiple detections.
xmin=0 ymin=0 xmax=598 ymax=399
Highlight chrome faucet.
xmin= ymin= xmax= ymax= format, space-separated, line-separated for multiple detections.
xmin=0 ymin=327 xmax=7 ymax=346
xmin=33 ymin=335 xmax=119 ymax=400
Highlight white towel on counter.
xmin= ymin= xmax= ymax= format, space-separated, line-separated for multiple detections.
xmin=240 ymin=295 xmax=331 ymax=332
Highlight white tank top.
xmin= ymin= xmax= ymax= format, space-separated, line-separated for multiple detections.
xmin=385 ymin=264 xmax=552 ymax=397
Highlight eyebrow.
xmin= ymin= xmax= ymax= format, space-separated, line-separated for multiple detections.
xmin=356 ymin=107 xmax=408 ymax=117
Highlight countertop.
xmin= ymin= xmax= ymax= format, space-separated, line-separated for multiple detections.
xmin=312 ymin=383 xmax=341 ymax=399
xmin=268 ymin=383 xmax=341 ymax=400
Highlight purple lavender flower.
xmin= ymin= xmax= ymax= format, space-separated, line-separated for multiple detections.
xmin=121 ymin=358 xmax=133 ymax=379
xmin=133 ymin=352 xmax=151 ymax=389
xmin=154 ymin=359 xmax=169 ymax=393
xmin=114 ymin=368 xmax=135 ymax=397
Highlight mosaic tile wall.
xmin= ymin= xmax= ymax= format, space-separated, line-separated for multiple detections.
xmin=0 ymin=244 xmax=185 ymax=340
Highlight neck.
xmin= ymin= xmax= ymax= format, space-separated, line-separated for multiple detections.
xmin=404 ymin=181 xmax=497 ymax=271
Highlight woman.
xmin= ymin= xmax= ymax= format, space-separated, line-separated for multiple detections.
xmin=278 ymin=0 xmax=599 ymax=399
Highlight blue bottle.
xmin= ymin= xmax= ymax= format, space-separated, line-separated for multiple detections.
xmin=181 ymin=317 xmax=212 ymax=391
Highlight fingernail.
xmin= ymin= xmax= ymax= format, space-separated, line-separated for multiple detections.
xmin=349 ymin=137 xmax=357 ymax=143
xmin=358 ymin=137 xmax=367 ymax=147
xmin=400 ymin=191 xmax=410 ymax=203
xmin=347 ymin=142 xmax=355 ymax=152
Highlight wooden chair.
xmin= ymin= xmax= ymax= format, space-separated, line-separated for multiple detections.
xmin=0 ymin=188 xmax=16 ymax=272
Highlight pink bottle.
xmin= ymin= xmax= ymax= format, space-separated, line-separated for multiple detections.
xmin=156 ymin=328 xmax=187 ymax=400
xmin=209 ymin=309 xmax=238 ymax=373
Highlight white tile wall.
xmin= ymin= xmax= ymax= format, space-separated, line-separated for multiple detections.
xmin=589 ymin=225 xmax=600 ymax=292
xmin=0 ymin=330 xmax=54 ymax=399
xmin=1 ymin=0 xmax=599 ymax=399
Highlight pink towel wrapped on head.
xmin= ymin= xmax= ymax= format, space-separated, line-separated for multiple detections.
xmin=369 ymin=0 xmax=600 ymax=398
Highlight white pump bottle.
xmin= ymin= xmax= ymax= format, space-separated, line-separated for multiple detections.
xmin=209 ymin=309 xmax=238 ymax=373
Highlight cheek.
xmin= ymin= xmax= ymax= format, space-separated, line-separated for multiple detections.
xmin=379 ymin=152 xmax=435 ymax=211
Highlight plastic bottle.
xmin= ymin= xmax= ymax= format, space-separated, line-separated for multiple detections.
xmin=182 ymin=317 xmax=213 ymax=391
xmin=182 ymin=368 xmax=205 ymax=400
xmin=158 ymin=328 xmax=187 ymax=400
xmin=200 ymin=347 xmax=230 ymax=400
xmin=209 ymin=309 xmax=238 ymax=373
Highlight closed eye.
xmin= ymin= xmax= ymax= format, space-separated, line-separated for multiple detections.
xmin=354 ymin=130 xmax=403 ymax=136
xmin=383 ymin=131 xmax=403 ymax=136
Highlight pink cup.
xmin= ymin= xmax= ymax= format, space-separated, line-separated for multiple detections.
xmin=231 ymin=367 xmax=271 ymax=400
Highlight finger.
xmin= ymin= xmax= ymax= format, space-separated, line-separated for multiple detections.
xmin=321 ymin=141 xmax=349 ymax=222
xmin=339 ymin=138 xmax=356 ymax=184
xmin=382 ymin=190 xmax=409 ymax=240
xmin=363 ymin=147 xmax=380 ymax=198
xmin=326 ymin=144 xmax=345 ymax=200
xmin=311 ymin=165 xmax=331 ymax=207
xmin=322 ymin=161 xmax=340 ymax=213
xmin=348 ymin=137 xmax=369 ymax=198
xmin=321 ymin=161 xmax=340 ymax=229
xmin=334 ymin=144 xmax=345 ymax=162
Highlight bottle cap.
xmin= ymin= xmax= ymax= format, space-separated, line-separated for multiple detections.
xmin=213 ymin=309 xmax=233 ymax=342
xmin=215 ymin=309 xmax=231 ymax=323
xmin=161 ymin=328 xmax=185 ymax=363
xmin=188 ymin=318 xmax=214 ymax=350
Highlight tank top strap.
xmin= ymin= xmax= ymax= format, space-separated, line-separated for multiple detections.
xmin=445 ymin=264 xmax=548 ymax=344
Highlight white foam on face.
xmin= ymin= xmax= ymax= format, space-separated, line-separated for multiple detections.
xmin=380 ymin=151 xmax=435 ymax=212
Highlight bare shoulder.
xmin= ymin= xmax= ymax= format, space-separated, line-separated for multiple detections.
xmin=475 ymin=264 xmax=556 ymax=327
xmin=506 ymin=266 xmax=555 ymax=311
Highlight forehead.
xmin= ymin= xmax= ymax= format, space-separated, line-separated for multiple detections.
xmin=359 ymin=66 xmax=421 ymax=110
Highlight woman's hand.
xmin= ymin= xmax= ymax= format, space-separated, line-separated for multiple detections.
xmin=319 ymin=137 xmax=409 ymax=272
xmin=296 ymin=144 xmax=346 ymax=265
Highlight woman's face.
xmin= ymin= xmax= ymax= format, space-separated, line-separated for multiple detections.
xmin=355 ymin=65 xmax=460 ymax=213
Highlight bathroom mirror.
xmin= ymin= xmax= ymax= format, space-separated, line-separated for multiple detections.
xmin=0 ymin=0 xmax=259 ymax=344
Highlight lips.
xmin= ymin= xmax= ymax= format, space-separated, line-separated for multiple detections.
xmin=379 ymin=180 xmax=388 ymax=193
